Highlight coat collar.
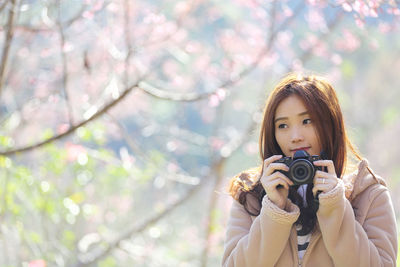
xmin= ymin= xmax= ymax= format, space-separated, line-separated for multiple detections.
xmin=342 ymin=159 xmax=386 ymax=201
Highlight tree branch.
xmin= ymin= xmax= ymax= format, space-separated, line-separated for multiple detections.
xmin=74 ymin=168 xmax=209 ymax=266
xmin=297 ymin=10 xmax=344 ymax=65
xmin=13 ymin=2 xmax=92 ymax=33
xmin=133 ymin=0 xmax=199 ymax=49
xmin=57 ymin=0 xmax=74 ymax=125
xmin=0 ymin=0 xmax=9 ymax=14
xmin=123 ymin=0 xmax=133 ymax=87
xmin=0 ymin=0 xmax=17 ymax=99
xmin=138 ymin=2 xmax=306 ymax=102
xmin=71 ymin=4 xmax=311 ymax=264
xmin=0 ymin=79 xmax=143 ymax=156
xmin=74 ymin=90 xmax=262 ymax=265
xmin=200 ymin=159 xmax=226 ymax=267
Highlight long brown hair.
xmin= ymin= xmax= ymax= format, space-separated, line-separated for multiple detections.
xmin=229 ymin=73 xmax=364 ymax=233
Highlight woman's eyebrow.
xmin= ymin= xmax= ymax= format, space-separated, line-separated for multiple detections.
xmin=298 ymin=111 xmax=309 ymax=116
xmin=274 ymin=116 xmax=287 ymax=123
xmin=274 ymin=111 xmax=309 ymax=123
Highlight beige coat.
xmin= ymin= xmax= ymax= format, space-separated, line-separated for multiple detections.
xmin=222 ymin=160 xmax=397 ymax=267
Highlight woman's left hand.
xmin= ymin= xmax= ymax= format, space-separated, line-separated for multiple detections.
xmin=312 ymin=160 xmax=338 ymax=196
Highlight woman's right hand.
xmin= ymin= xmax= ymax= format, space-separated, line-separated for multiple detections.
xmin=260 ymin=155 xmax=293 ymax=210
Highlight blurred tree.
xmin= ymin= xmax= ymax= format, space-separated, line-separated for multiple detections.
xmin=0 ymin=0 xmax=399 ymax=266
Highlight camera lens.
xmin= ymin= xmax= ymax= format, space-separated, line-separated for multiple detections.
xmin=295 ymin=166 xmax=306 ymax=178
xmin=289 ymin=159 xmax=314 ymax=184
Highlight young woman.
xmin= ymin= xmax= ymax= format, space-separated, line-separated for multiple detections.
xmin=222 ymin=73 xmax=397 ymax=266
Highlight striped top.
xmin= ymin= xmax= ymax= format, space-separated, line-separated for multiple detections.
xmin=297 ymin=184 xmax=312 ymax=259
xmin=296 ymin=224 xmax=311 ymax=259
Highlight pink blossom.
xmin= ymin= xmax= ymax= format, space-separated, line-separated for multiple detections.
xmin=300 ymin=34 xmax=318 ymax=51
xmin=162 ymin=60 xmax=179 ymax=77
xmin=62 ymin=42 xmax=74 ymax=53
xmin=244 ymin=141 xmax=258 ymax=155
xmin=209 ymin=137 xmax=224 ymax=150
xmin=110 ymin=196 xmax=132 ymax=214
xmin=194 ymin=55 xmax=210 ymax=72
xmin=106 ymin=2 xmax=118 ymax=13
xmin=291 ymin=59 xmax=304 ymax=72
xmin=283 ymin=5 xmax=293 ymax=17
xmin=29 ymin=77 xmax=37 ymax=85
xmin=313 ymin=42 xmax=328 ymax=57
xmin=255 ymin=8 xmax=267 ymax=20
xmin=234 ymin=0 xmax=258 ymax=8
xmin=261 ymin=52 xmax=278 ymax=67
xmin=143 ymin=13 xmax=166 ymax=24
xmin=233 ymin=100 xmax=244 ymax=111
xmin=185 ymin=41 xmax=203 ymax=54
xmin=277 ymin=31 xmax=293 ymax=47
xmin=57 ymin=124 xmax=70 ymax=134
xmin=216 ymin=88 xmax=226 ymax=101
xmin=166 ymin=140 xmax=178 ymax=152
xmin=40 ymin=48 xmax=53 ymax=58
xmin=352 ymin=0 xmax=362 ymax=14
xmin=387 ymin=7 xmax=400 ymax=16
xmin=28 ymin=260 xmax=46 ymax=267
xmin=66 ymin=142 xmax=87 ymax=162
xmin=208 ymin=94 xmax=220 ymax=107
xmin=331 ymin=54 xmax=343 ymax=65
xmin=352 ymin=0 xmax=377 ymax=17
xmin=369 ymin=8 xmax=378 ymax=17
xmin=83 ymin=11 xmax=95 ymax=19
xmin=200 ymin=107 xmax=216 ymax=123
xmin=167 ymin=162 xmax=179 ymax=172
xmin=48 ymin=95 xmax=60 ymax=104
xmin=335 ymin=30 xmax=360 ymax=52
xmin=342 ymin=2 xmax=353 ymax=12
xmin=93 ymin=0 xmax=104 ymax=11
xmin=171 ymin=28 xmax=188 ymax=43
xmin=18 ymin=47 xmax=30 ymax=57
xmin=174 ymin=2 xmax=191 ymax=17
xmin=355 ymin=17 xmax=365 ymax=29
xmin=172 ymin=76 xmax=185 ymax=86
xmin=306 ymin=9 xmax=327 ymax=32
xmin=379 ymin=22 xmax=391 ymax=33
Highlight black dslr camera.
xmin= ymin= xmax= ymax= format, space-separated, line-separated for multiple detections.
xmin=274 ymin=150 xmax=322 ymax=186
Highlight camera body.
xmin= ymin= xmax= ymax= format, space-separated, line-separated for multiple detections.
xmin=274 ymin=150 xmax=322 ymax=186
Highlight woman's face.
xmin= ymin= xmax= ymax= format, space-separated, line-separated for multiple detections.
xmin=274 ymin=94 xmax=321 ymax=157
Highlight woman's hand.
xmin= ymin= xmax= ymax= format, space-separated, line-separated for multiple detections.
xmin=260 ymin=155 xmax=294 ymax=210
xmin=312 ymin=160 xmax=338 ymax=197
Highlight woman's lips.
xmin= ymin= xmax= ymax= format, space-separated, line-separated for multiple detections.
xmin=290 ymin=147 xmax=311 ymax=152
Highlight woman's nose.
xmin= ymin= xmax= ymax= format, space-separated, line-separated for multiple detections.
xmin=290 ymin=127 xmax=304 ymax=142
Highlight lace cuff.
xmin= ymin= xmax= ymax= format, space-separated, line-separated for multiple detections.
xmin=318 ymin=179 xmax=345 ymax=208
xmin=261 ymin=195 xmax=300 ymax=225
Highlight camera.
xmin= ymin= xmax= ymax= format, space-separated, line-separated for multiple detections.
xmin=273 ymin=150 xmax=322 ymax=186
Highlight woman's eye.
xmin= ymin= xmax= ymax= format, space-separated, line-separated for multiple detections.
xmin=278 ymin=124 xmax=287 ymax=129
xmin=303 ymin=118 xmax=312 ymax=124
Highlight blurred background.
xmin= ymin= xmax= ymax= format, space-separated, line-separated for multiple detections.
xmin=0 ymin=0 xmax=399 ymax=266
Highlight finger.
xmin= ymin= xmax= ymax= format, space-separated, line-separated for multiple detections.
xmin=312 ymin=184 xmax=330 ymax=196
xmin=263 ymin=155 xmax=283 ymax=169
xmin=313 ymin=170 xmax=331 ymax=184
xmin=266 ymin=177 xmax=291 ymax=191
xmin=313 ymin=160 xmax=336 ymax=175
xmin=264 ymin=162 xmax=290 ymax=176
xmin=261 ymin=171 xmax=293 ymax=188
xmin=270 ymin=171 xmax=293 ymax=186
xmin=312 ymin=186 xmax=321 ymax=196
xmin=312 ymin=177 xmax=337 ymax=195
